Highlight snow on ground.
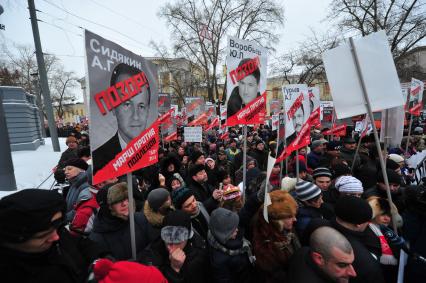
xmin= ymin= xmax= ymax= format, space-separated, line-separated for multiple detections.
xmin=0 ymin=138 xmax=67 ymax=199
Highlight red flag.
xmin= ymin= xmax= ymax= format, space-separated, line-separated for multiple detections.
xmin=164 ymin=132 xmax=178 ymax=142
xmin=323 ymin=124 xmax=347 ymax=136
xmin=219 ymin=131 xmax=229 ymax=140
xmin=276 ymin=119 xmax=312 ymax=163
xmin=409 ymin=103 xmax=422 ymax=116
xmin=187 ymin=113 xmax=208 ymax=126
xmin=225 ymin=92 xmax=266 ymax=126
xmin=308 ymin=108 xmax=321 ymax=126
xmin=205 ymin=117 xmax=219 ymax=131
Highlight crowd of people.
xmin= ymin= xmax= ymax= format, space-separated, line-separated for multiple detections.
xmin=1 ymin=122 xmax=426 ymax=283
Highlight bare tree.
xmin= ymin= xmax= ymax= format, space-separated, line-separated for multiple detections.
xmin=0 ymin=43 xmax=77 ymax=119
xmin=271 ymin=31 xmax=341 ymax=85
xmin=150 ymin=42 xmax=206 ymax=105
xmin=328 ymin=0 xmax=426 ymax=77
xmin=158 ymin=0 xmax=284 ymax=102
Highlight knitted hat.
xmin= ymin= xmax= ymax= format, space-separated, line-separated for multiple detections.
xmin=161 ymin=210 xmax=192 ymax=244
xmin=0 ymin=189 xmax=65 ymax=243
xmin=295 ymin=162 xmax=307 ymax=173
xmin=172 ymin=187 xmax=194 ymax=209
xmin=335 ymin=195 xmax=372 ymax=224
xmin=312 ymin=167 xmax=332 ymax=179
xmin=311 ymin=139 xmax=328 ymax=149
xmin=295 ymin=180 xmax=322 ymax=201
xmin=335 ymin=176 xmax=363 ymax=194
xmin=388 ymin=154 xmax=404 ymax=164
xmin=414 ymin=127 xmax=423 ymax=134
xmin=281 ymin=177 xmax=297 ymax=192
xmin=267 ymin=190 xmax=297 ymax=220
xmin=190 ymin=151 xmax=204 ymax=163
xmin=147 ymin=188 xmax=170 ymax=212
xmin=205 ymin=157 xmax=215 ymax=165
xmin=209 ymin=208 xmax=239 ymax=244
xmin=93 ymin=258 xmax=167 ymax=283
xmin=222 ymin=185 xmax=242 ymax=201
xmin=189 ymin=164 xmax=206 ymax=177
xmin=66 ymin=136 xmax=77 ymax=145
xmin=64 ymin=158 xmax=89 ymax=171
xmin=107 ymin=182 xmax=128 ymax=205
xmin=378 ymin=169 xmax=402 ymax=185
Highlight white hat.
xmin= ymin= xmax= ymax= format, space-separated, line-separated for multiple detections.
xmin=281 ymin=177 xmax=297 ymax=192
xmin=388 ymin=154 xmax=404 ymax=164
xmin=335 ymin=176 xmax=363 ymax=194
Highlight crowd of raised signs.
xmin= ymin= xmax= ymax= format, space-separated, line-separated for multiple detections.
xmin=1 ymin=122 xmax=426 ymax=283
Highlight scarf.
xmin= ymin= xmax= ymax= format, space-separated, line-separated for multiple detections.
xmin=207 ymin=231 xmax=256 ymax=264
xmin=368 ymin=223 xmax=398 ymax=265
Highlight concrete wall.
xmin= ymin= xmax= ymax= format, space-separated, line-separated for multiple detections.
xmin=0 ymin=86 xmax=43 ymax=151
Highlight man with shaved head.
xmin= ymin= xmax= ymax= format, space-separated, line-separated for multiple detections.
xmin=287 ymin=226 xmax=356 ymax=283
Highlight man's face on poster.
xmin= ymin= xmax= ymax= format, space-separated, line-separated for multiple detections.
xmin=114 ymin=73 xmax=150 ymax=143
xmin=293 ymin=107 xmax=304 ymax=133
xmin=238 ymin=74 xmax=258 ymax=105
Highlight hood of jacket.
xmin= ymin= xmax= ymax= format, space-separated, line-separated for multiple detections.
xmin=143 ymin=201 xmax=166 ymax=227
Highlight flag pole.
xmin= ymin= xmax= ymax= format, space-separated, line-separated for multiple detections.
xmin=126 ymin=173 xmax=137 ymax=259
xmin=349 ymin=37 xmax=398 ymax=233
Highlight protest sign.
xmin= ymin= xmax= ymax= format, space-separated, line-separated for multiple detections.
xmin=308 ymin=86 xmax=320 ymax=115
xmin=380 ymin=106 xmax=405 ymax=147
xmin=185 ymin=97 xmax=205 ymax=122
xmin=158 ymin=93 xmax=171 ymax=115
xmin=269 ymin=99 xmax=282 ymax=115
xmin=320 ymin=101 xmax=334 ymax=122
xmin=184 ymin=126 xmax=202 ymax=143
xmin=170 ymin=104 xmax=178 ymax=116
xmin=220 ymin=104 xmax=227 ymax=121
xmin=226 ymin=36 xmax=267 ymax=125
xmin=323 ymin=30 xmax=404 ymax=119
xmin=283 ymin=84 xmax=310 ymax=138
xmin=206 ymin=103 xmax=217 ymax=121
xmin=271 ymin=114 xmax=279 ymax=131
xmin=275 ymin=118 xmax=312 ymax=163
xmin=263 ymin=154 xmax=276 ymax=223
xmin=408 ymin=78 xmax=424 ymax=116
xmin=85 ymin=30 xmax=158 ymax=184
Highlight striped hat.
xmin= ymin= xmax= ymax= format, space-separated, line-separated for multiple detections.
xmin=312 ymin=167 xmax=332 ymax=179
xmin=335 ymin=176 xmax=363 ymax=194
xmin=295 ymin=180 xmax=322 ymax=201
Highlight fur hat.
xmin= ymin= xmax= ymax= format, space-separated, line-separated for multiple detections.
xmin=189 ymin=164 xmax=206 ymax=177
xmin=64 ymin=158 xmax=89 ymax=171
xmin=66 ymin=136 xmax=77 ymax=145
xmin=172 ymin=187 xmax=194 ymax=209
xmin=367 ymin=196 xmax=403 ymax=228
xmin=190 ymin=151 xmax=204 ymax=163
xmin=107 ymin=182 xmax=128 ymax=206
xmin=267 ymin=190 xmax=297 ymax=220
xmin=281 ymin=177 xmax=297 ymax=192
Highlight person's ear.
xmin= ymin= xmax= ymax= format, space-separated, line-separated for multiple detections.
xmin=311 ymin=252 xmax=325 ymax=266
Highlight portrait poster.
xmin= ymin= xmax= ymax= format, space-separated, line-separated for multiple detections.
xmin=283 ymin=84 xmax=310 ymax=138
xmin=409 ymin=78 xmax=424 ymax=116
xmin=225 ymin=36 xmax=267 ymax=126
xmin=185 ymin=97 xmax=205 ymax=122
xmin=220 ymin=104 xmax=227 ymax=121
xmin=158 ymin=93 xmax=171 ymax=115
xmin=85 ymin=30 xmax=159 ymax=184
xmin=269 ymin=99 xmax=282 ymax=115
xmin=320 ymin=101 xmax=334 ymax=122
xmin=308 ymin=86 xmax=320 ymax=115
xmin=205 ymin=103 xmax=217 ymax=121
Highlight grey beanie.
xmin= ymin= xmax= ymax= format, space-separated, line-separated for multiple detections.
xmin=295 ymin=180 xmax=322 ymax=201
xmin=209 ymin=208 xmax=239 ymax=244
xmin=147 ymin=188 xmax=170 ymax=212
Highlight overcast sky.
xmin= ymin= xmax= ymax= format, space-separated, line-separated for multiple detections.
xmin=0 ymin=0 xmax=332 ymax=82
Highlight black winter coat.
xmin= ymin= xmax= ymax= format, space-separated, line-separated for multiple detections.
xmin=141 ymin=235 xmax=211 ymax=283
xmin=287 ymin=247 xmax=336 ymax=283
xmin=89 ymin=210 xmax=149 ymax=260
xmin=331 ymin=219 xmax=385 ymax=283
xmin=188 ymin=179 xmax=218 ymax=213
xmin=0 ymin=228 xmax=104 ymax=283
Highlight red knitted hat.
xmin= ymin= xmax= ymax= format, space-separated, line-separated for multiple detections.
xmin=93 ymin=258 xmax=168 ymax=283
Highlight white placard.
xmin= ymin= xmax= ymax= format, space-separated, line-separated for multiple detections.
xmin=184 ymin=127 xmax=202 ymax=143
xmin=323 ymin=30 xmax=404 ymax=119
